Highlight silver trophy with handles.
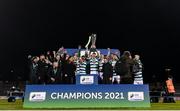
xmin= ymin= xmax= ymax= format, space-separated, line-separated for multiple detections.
xmin=85 ymin=34 xmax=96 ymax=49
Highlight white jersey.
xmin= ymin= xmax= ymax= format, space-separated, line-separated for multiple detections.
xmin=90 ymin=58 xmax=99 ymax=74
xmin=99 ymin=60 xmax=104 ymax=79
xmin=76 ymin=61 xmax=87 ymax=75
xmin=133 ymin=60 xmax=143 ymax=85
xmin=111 ymin=60 xmax=117 ymax=76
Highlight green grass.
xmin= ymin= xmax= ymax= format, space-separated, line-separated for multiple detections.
xmin=0 ymin=99 xmax=23 ymax=110
xmin=0 ymin=99 xmax=180 ymax=110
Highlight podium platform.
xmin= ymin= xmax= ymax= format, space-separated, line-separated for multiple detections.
xmin=23 ymin=84 xmax=150 ymax=108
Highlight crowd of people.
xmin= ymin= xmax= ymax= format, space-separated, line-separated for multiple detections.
xmin=28 ymin=34 xmax=143 ymax=85
xmin=27 ymin=33 xmax=177 ymax=104
xmin=28 ymin=47 xmax=143 ymax=85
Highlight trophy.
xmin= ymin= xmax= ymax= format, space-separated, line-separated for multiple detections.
xmin=85 ymin=34 xmax=97 ymax=49
xmin=91 ymin=34 xmax=96 ymax=48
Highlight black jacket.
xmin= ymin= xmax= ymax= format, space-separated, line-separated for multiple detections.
xmin=115 ymin=56 xmax=133 ymax=77
xmin=63 ymin=62 xmax=76 ymax=77
xmin=47 ymin=67 xmax=62 ymax=83
xmin=37 ymin=60 xmax=50 ymax=82
xmin=102 ymin=62 xmax=113 ymax=78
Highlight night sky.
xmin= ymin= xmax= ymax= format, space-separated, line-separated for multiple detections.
xmin=0 ymin=0 xmax=179 ymax=83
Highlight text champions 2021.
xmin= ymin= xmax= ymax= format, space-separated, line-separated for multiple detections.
xmin=51 ymin=92 xmax=125 ymax=100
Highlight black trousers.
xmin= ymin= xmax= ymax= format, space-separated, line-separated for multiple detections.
xmin=63 ymin=76 xmax=75 ymax=84
xmin=120 ymin=77 xmax=133 ymax=84
xmin=103 ymin=77 xmax=112 ymax=84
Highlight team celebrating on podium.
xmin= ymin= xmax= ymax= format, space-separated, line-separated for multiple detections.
xmin=28 ymin=34 xmax=143 ymax=85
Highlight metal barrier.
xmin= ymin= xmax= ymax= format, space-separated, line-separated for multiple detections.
xmin=149 ymin=91 xmax=177 ymax=103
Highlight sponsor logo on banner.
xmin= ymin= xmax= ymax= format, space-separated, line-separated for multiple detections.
xmin=29 ymin=92 xmax=46 ymax=102
xmin=80 ymin=76 xmax=94 ymax=84
xmin=128 ymin=92 xmax=144 ymax=101
xmin=80 ymin=50 xmax=101 ymax=56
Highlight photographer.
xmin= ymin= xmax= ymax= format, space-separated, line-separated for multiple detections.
xmin=115 ymin=51 xmax=134 ymax=84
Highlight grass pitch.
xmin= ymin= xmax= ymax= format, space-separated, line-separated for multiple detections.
xmin=0 ymin=99 xmax=180 ymax=110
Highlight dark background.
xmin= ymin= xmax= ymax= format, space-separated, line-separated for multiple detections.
xmin=0 ymin=0 xmax=179 ymax=83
